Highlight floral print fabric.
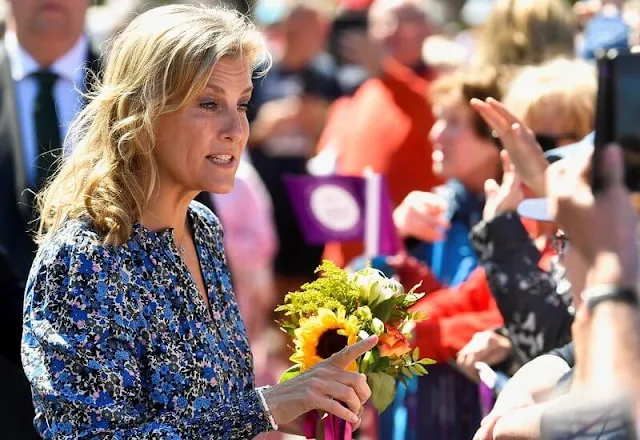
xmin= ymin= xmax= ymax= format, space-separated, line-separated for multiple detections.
xmin=470 ymin=212 xmax=574 ymax=362
xmin=22 ymin=201 xmax=272 ymax=439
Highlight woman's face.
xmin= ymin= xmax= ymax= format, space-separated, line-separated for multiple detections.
xmin=153 ymin=56 xmax=253 ymax=196
xmin=429 ymin=99 xmax=500 ymax=182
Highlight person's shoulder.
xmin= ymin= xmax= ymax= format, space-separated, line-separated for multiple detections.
xmin=32 ymin=216 xmax=117 ymax=279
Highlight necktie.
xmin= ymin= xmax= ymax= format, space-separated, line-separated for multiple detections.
xmin=33 ymin=69 xmax=61 ymax=191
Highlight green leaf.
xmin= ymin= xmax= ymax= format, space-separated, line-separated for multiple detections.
xmin=412 ymin=347 xmax=420 ymax=362
xmin=377 ymin=356 xmax=391 ymax=371
xmin=278 ymin=364 xmax=301 ymax=383
xmin=419 ymin=357 xmax=437 ymax=365
xmin=372 ymin=298 xmax=395 ymax=322
xmin=414 ymin=364 xmax=428 ymax=375
xmin=401 ymin=366 xmax=412 ymax=378
xmin=367 ymin=372 xmax=396 ymax=413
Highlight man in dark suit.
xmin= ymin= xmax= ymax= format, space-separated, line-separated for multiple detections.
xmin=0 ymin=1 xmax=100 ymax=437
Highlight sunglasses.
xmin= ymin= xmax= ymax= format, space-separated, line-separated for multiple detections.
xmin=535 ymin=133 xmax=580 ymax=152
xmin=552 ymin=231 xmax=570 ymax=256
xmin=488 ymin=132 xmax=579 ymax=152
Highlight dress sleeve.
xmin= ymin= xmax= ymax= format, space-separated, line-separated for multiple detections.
xmin=469 ymin=212 xmax=574 ymax=360
xmin=22 ymin=235 xmax=271 ymax=439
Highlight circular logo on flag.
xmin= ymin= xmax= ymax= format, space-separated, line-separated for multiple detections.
xmin=310 ymin=184 xmax=361 ymax=232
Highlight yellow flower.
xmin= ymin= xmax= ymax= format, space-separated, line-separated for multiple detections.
xmin=291 ymin=308 xmax=360 ymax=372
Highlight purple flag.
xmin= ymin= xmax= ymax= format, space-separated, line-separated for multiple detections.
xmin=284 ymin=174 xmax=400 ymax=256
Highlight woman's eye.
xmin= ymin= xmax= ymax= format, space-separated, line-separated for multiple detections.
xmin=238 ymin=102 xmax=251 ymax=113
xmin=200 ymin=100 xmax=218 ymax=110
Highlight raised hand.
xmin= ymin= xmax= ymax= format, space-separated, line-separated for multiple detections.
xmin=545 ymin=144 xmax=638 ymax=289
xmin=470 ymin=98 xmax=549 ymax=197
xmin=262 ymin=336 xmax=378 ymax=429
xmin=482 ymin=150 xmax=525 ymax=221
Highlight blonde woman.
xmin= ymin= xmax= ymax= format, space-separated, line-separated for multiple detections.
xmin=21 ymin=5 xmax=376 ymax=439
xmin=473 ymin=0 xmax=577 ymax=66
xmin=502 ymin=57 xmax=596 ymax=151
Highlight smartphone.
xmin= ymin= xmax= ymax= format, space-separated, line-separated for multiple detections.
xmin=592 ymin=49 xmax=640 ymax=193
xmin=327 ymin=10 xmax=369 ymax=66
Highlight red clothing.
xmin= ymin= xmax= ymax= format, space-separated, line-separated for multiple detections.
xmin=319 ymin=58 xmax=442 ymax=267
xmin=410 ymin=267 xmax=504 ymax=362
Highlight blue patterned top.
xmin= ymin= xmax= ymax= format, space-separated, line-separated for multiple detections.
xmin=21 ymin=201 xmax=272 ymax=439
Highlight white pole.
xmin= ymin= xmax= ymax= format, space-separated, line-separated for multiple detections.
xmin=364 ymin=167 xmax=381 ymax=259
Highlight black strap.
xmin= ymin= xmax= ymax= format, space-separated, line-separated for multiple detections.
xmin=584 ymin=285 xmax=639 ymax=313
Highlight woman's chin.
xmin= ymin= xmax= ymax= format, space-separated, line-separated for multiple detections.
xmin=203 ymin=180 xmax=235 ymax=195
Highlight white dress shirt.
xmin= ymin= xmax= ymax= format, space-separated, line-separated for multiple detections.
xmin=4 ymin=31 xmax=89 ymax=186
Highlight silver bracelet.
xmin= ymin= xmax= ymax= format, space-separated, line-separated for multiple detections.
xmin=256 ymin=386 xmax=279 ymax=431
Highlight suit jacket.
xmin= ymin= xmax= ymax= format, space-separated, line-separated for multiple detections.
xmin=0 ymin=41 xmax=101 ymax=440
xmin=0 ymin=44 xmax=100 ymax=282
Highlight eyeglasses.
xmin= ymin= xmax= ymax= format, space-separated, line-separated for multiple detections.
xmin=535 ymin=133 xmax=580 ymax=152
xmin=552 ymin=231 xmax=570 ymax=256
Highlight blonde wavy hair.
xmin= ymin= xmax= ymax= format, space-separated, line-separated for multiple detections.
xmin=475 ymin=0 xmax=577 ymax=66
xmin=504 ymin=58 xmax=596 ymax=138
xmin=36 ymin=4 xmax=270 ymax=247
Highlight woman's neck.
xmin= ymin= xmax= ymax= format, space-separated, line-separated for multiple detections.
xmin=460 ymin=159 xmax=502 ymax=195
xmin=139 ymin=187 xmax=198 ymax=242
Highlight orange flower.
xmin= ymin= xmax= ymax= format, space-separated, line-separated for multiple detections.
xmin=378 ymin=325 xmax=412 ymax=358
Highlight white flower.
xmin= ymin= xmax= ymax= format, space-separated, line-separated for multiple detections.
xmin=371 ymin=318 xmax=385 ymax=335
xmin=351 ymin=267 xmax=406 ymax=305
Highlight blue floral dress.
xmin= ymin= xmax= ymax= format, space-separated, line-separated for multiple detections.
xmin=21 ymin=201 xmax=273 ymax=439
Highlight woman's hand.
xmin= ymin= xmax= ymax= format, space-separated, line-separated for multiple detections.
xmin=393 ymin=191 xmax=450 ymax=242
xmin=470 ymin=98 xmax=549 ymax=197
xmin=456 ymin=330 xmax=512 ymax=382
xmin=546 ymin=144 xmax=638 ymax=288
xmin=482 ymin=150 xmax=524 ymax=222
xmin=262 ymin=336 xmax=378 ymax=430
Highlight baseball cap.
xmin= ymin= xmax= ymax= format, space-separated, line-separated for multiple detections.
xmin=517 ymin=132 xmax=594 ymax=222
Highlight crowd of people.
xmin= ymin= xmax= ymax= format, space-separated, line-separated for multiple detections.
xmin=1 ymin=0 xmax=640 ymax=439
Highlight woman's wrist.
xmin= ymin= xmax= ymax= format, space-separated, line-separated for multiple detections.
xmin=256 ymin=386 xmax=279 ymax=431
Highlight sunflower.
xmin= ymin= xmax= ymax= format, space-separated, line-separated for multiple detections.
xmin=290 ymin=308 xmax=360 ymax=372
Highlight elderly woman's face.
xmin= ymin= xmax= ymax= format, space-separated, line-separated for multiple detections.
xmin=429 ymin=99 xmax=500 ymax=181
xmin=154 ymin=57 xmax=253 ymax=195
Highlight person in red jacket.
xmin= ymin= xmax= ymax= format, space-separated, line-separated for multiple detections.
xmin=316 ymin=0 xmax=444 ymax=268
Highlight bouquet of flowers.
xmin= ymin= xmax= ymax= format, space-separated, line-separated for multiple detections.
xmin=276 ymin=260 xmax=435 ymax=439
